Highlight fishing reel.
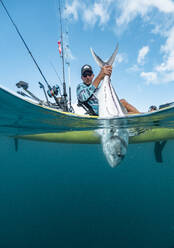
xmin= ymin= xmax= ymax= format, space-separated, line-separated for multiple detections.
xmin=47 ymin=85 xmax=60 ymax=98
xmin=47 ymin=84 xmax=66 ymax=109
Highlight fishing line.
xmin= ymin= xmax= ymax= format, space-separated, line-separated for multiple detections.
xmin=50 ymin=61 xmax=63 ymax=86
xmin=0 ymin=0 xmax=51 ymax=90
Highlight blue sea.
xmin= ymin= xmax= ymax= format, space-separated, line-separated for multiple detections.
xmin=1 ymin=137 xmax=174 ymax=248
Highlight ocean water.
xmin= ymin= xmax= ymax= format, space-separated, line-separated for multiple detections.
xmin=0 ymin=137 xmax=174 ymax=248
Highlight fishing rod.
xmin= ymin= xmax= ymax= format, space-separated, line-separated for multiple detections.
xmin=17 ymin=91 xmax=32 ymax=99
xmin=66 ymin=61 xmax=74 ymax=112
xmin=64 ymin=11 xmax=74 ymax=112
xmin=58 ymin=0 xmax=68 ymax=112
xmin=0 ymin=0 xmax=63 ymax=108
xmin=16 ymin=81 xmax=43 ymax=103
xmin=38 ymin=82 xmax=50 ymax=105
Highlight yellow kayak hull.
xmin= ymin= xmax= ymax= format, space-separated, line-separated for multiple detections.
xmin=17 ymin=128 xmax=174 ymax=144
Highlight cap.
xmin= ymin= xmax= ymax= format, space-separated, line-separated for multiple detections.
xmin=81 ymin=64 xmax=93 ymax=76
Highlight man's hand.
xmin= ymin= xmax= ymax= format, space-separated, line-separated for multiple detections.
xmin=92 ymin=65 xmax=112 ymax=88
xmin=99 ymin=65 xmax=112 ymax=79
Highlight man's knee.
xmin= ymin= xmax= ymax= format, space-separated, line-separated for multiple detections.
xmin=120 ymin=99 xmax=127 ymax=105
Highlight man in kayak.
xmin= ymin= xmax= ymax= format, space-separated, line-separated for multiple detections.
xmin=76 ymin=64 xmax=139 ymax=115
xmin=148 ymin=105 xmax=157 ymax=112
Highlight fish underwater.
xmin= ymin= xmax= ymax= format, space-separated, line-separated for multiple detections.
xmin=91 ymin=45 xmax=129 ymax=167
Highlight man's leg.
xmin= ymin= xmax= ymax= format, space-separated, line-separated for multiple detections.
xmin=120 ymin=99 xmax=140 ymax=114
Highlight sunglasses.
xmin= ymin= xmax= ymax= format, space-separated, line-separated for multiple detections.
xmin=82 ymin=71 xmax=93 ymax=77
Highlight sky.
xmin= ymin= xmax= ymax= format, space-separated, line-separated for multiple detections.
xmin=1 ymin=0 xmax=174 ymax=112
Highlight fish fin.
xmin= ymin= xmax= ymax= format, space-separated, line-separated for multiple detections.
xmin=90 ymin=43 xmax=119 ymax=67
xmin=14 ymin=138 xmax=18 ymax=152
xmin=90 ymin=48 xmax=105 ymax=68
xmin=154 ymin=141 xmax=167 ymax=163
xmin=107 ymin=43 xmax=119 ymax=65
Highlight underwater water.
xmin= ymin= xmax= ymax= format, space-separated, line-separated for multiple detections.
xmin=1 ymin=137 xmax=174 ymax=248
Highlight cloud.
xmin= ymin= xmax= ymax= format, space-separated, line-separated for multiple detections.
xmin=115 ymin=0 xmax=174 ymax=85
xmin=83 ymin=8 xmax=97 ymax=26
xmin=82 ymin=3 xmax=110 ymax=27
xmin=65 ymin=0 xmax=174 ymax=29
xmin=65 ymin=0 xmax=174 ymax=84
xmin=83 ymin=1 xmax=115 ymax=27
xmin=128 ymin=64 xmax=140 ymax=72
xmin=155 ymin=27 xmax=174 ymax=73
xmin=116 ymin=53 xmax=127 ymax=64
xmin=117 ymin=1 xmax=174 ymax=84
xmin=64 ymin=0 xmax=82 ymax=20
xmin=116 ymin=0 xmax=174 ymax=26
xmin=162 ymin=72 xmax=174 ymax=83
xmin=93 ymin=2 xmax=110 ymax=25
xmin=161 ymin=27 xmax=174 ymax=53
xmin=65 ymin=0 xmax=114 ymax=27
xmin=146 ymin=27 xmax=174 ymax=84
xmin=137 ymin=46 xmax=149 ymax=65
xmin=140 ymin=71 xmax=157 ymax=83
xmin=156 ymin=53 xmax=174 ymax=72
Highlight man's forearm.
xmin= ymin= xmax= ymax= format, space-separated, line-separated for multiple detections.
xmin=92 ymin=73 xmax=103 ymax=88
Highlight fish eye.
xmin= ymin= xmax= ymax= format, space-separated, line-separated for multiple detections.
xmin=117 ymin=153 xmax=124 ymax=159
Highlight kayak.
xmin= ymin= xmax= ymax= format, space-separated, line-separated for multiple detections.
xmin=1 ymin=85 xmax=174 ymax=144
xmin=17 ymin=128 xmax=174 ymax=144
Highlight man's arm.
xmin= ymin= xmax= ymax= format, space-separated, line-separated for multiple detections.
xmin=92 ymin=65 xmax=112 ymax=88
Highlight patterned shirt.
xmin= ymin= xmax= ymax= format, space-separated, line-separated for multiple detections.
xmin=76 ymin=82 xmax=98 ymax=115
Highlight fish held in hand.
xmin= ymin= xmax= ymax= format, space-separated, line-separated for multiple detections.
xmin=91 ymin=44 xmax=129 ymax=167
